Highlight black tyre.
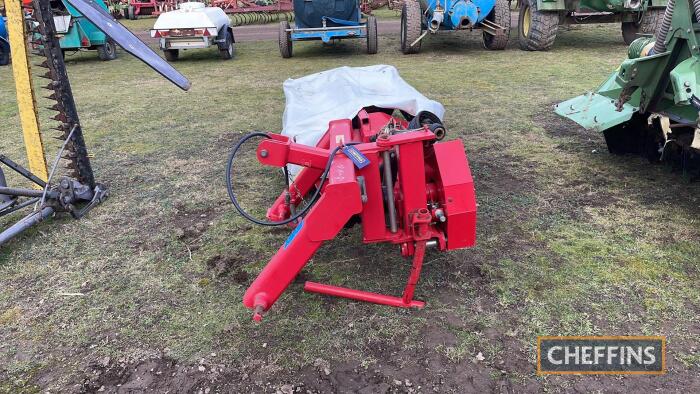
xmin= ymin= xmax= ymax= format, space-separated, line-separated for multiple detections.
xmin=0 ymin=41 xmax=10 ymax=66
xmin=621 ymin=9 xmax=664 ymax=45
xmin=279 ymin=20 xmax=292 ymax=58
xmin=164 ymin=49 xmax=179 ymax=61
xmin=97 ymin=39 xmax=117 ymax=61
xmin=366 ymin=15 xmax=378 ymax=54
xmin=640 ymin=8 xmax=664 ymax=34
xmin=127 ymin=5 xmax=136 ymax=20
xmin=621 ymin=22 xmax=639 ymax=45
xmin=400 ymin=0 xmax=422 ymax=54
xmin=483 ymin=0 xmax=510 ymax=50
xmin=518 ymin=0 xmax=558 ymax=51
xmin=219 ymin=30 xmax=235 ymax=60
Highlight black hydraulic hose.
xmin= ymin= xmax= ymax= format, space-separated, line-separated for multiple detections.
xmin=694 ymin=0 xmax=700 ymax=24
xmin=652 ymin=0 xmax=675 ymax=55
xmin=225 ymin=132 xmax=353 ymax=226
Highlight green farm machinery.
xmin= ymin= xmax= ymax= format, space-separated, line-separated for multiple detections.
xmin=33 ymin=0 xmax=118 ymax=60
xmin=518 ymin=0 xmax=668 ymax=50
xmin=556 ymin=0 xmax=700 ymax=175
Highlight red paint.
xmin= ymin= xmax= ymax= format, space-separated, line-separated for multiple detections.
xmin=242 ymin=108 xmax=477 ymax=320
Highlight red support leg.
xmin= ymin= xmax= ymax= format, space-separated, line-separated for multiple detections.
xmin=303 ymin=281 xmax=425 ymax=308
xmin=303 ymin=240 xmax=428 ymax=309
xmin=402 ymin=240 xmax=426 ymax=305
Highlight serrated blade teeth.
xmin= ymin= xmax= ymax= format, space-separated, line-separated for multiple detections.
xmin=46 ymin=104 xmax=62 ymax=112
xmin=44 ymin=93 xmax=57 ymax=100
xmin=38 ymin=71 xmax=56 ymax=80
xmin=52 ymin=113 xmax=68 ymax=122
xmin=36 ymin=60 xmax=49 ymax=68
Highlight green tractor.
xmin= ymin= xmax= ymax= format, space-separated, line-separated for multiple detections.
xmin=556 ymin=0 xmax=700 ymax=175
xmin=518 ymin=0 xmax=668 ymax=50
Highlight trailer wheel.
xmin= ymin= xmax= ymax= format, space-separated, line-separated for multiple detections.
xmin=127 ymin=5 xmax=136 ymax=20
xmin=401 ymin=0 xmax=422 ymax=54
xmin=483 ymin=0 xmax=510 ymax=50
xmin=366 ymin=15 xmax=378 ymax=54
xmin=518 ymin=0 xmax=558 ymax=51
xmin=621 ymin=9 xmax=664 ymax=45
xmin=220 ymin=31 xmax=235 ymax=60
xmin=279 ymin=20 xmax=293 ymax=58
xmin=164 ymin=49 xmax=179 ymax=61
xmin=97 ymin=39 xmax=117 ymax=61
xmin=0 ymin=41 xmax=9 ymax=66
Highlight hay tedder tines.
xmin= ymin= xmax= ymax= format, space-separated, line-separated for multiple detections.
xmin=226 ymin=109 xmax=477 ymax=321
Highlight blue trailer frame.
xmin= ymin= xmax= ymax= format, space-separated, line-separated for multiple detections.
xmin=278 ymin=14 xmax=377 ymax=58
xmin=290 ymin=17 xmax=366 ymax=43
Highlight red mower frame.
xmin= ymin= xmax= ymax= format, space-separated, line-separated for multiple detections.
xmin=236 ymin=109 xmax=477 ymax=321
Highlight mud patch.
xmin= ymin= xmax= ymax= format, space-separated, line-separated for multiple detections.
xmin=78 ymin=356 xmax=249 ymax=394
xmin=539 ymin=108 xmax=607 ymax=154
xmin=173 ymin=206 xmax=218 ymax=242
xmin=205 ymin=254 xmax=250 ymax=284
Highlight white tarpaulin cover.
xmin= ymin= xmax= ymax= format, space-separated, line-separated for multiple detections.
xmin=281 ymin=65 xmax=445 ymax=147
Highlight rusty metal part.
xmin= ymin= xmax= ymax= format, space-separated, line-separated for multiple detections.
xmin=31 ymin=0 xmax=96 ymax=188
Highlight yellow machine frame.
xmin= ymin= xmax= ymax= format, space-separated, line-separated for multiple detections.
xmin=5 ymin=0 xmax=48 ymax=183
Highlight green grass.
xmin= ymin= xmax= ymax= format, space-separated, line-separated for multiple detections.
xmin=120 ymin=16 xmax=158 ymax=33
xmin=0 ymin=22 xmax=699 ymax=391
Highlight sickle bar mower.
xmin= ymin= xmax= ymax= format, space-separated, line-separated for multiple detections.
xmin=1 ymin=0 xmax=189 ymax=246
xmin=228 ymin=109 xmax=477 ymax=321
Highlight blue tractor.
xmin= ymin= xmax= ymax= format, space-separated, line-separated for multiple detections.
xmin=400 ymin=0 xmax=511 ymax=53
xmin=278 ymin=0 xmax=378 ymax=58
xmin=0 ymin=16 xmax=9 ymax=66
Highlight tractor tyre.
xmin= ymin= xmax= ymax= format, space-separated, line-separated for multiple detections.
xmin=483 ymin=0 xmax=511 ymax=50
xmin=164 ymin=49 xmax=179 ymax=61
xmin=127 ymin=5 xmax=136 ymax=20
xmin=518 ymin=0 xmax=558 ymax=51
xmin=219 ymin=30 xmax=235 ymax=60
xmin=0 ymin=41 xmax=10 ymax=66
xmin=640 ymin=8 xmax=664 ymax=35
xmin=401 ymin=0 xmax=422 ymax=54
xmin=621 ymin=22 xmax=639 ymax=45
xmin=97 ymin=39 xmax=118 ymax=61
xmin=622 ymin=9 xmax=664 ymax=45
xmin=279 ymin=20 xmax=293 ymax=58
xmin=367 ymin=15 xmax=378 ymax=54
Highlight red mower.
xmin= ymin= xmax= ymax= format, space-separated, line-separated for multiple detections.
xmin=226 ymin=108 xmax=477 ymax=321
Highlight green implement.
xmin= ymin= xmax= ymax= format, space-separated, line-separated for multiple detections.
xmin=555 ymin=0 xmax=700 ymax=174
xmin=518 ymin=0 xmax=668 ymax=50
xmin=36 ymin=0 xmax=118 ymax=61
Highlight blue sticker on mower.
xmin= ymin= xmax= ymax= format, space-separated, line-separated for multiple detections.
xmin=284 ymin=220 xmax=303 ymax=249
xmin=342 ymin=145 xmax=370 ymax=169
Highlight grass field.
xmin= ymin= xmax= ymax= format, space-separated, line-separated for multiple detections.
xmin=1 ymin=19 xmax=699 ymax=393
